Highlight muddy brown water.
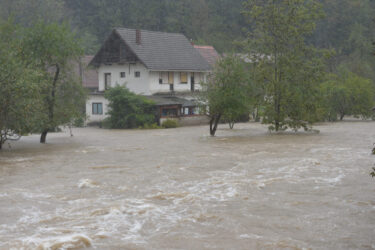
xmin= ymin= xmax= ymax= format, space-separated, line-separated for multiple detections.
xmin=0 ymin=122 xmax=374 ymax=249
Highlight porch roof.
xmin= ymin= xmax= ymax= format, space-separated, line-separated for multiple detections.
xmin=144 ymin=95 xmax=196 ymax=107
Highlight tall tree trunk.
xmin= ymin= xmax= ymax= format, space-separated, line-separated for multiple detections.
xmin=0 ymin=135 xmax=4 ymax=150
xmin=40 ymin=129 xmax=48 ymax=143
xmin=340 ymin=113 xmax=345 ymax=121
xmin=210 ymin=116 xmax=215 ymax=135
xmin=229 ymin=121 xmax=234 ymax=129
xmin=210 ymin=114 xmax=221 ymax=136
xmin=40 ymin=64 xmax=60 ymax=144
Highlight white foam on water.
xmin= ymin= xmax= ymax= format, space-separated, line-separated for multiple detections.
xmin=78 ymin=179 xmax=99 ymax=188
xmin=313 ymin=174 xmax=345 ymax=184
xmin=18 ymin=207 xmax=44 ymax=225
xmin=239 ymin=233 xmax=263 ymax=239
xmin=22 ymin=234 xmax=92 ymax=250
xmin=21 ymin=192 xmax=52 ymax=199
xmin=6 ymin=157 xmax=34 ymax=163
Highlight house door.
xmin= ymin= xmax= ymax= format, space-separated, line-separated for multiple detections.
xmin=191 ymin=73 xmax=195 ymax=91
xmin=170 ymin=84 xmax=174 ymax=91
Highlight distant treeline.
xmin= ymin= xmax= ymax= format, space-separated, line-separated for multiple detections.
xmin=0 ymin=0 xmax=374 ymax=79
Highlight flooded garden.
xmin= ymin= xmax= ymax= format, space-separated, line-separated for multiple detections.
xmin=0 ymin=122 xmax=374 ymax=249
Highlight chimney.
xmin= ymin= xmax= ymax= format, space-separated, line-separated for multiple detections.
xmin=136 ymin=29 xmax=141 ymax=45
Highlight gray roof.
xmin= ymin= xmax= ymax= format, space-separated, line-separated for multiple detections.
xmin=114 ymin=28 xmax=211 ymax=72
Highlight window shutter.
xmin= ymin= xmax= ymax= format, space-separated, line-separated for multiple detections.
xmin=180 ymin=72 xmax=187 ymax=83
xmin=168 ymin=72 xmax=174 ymax=84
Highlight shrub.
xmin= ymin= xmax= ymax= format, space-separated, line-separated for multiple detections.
xmin=162 ymin=119 xmax=179 ymax=128
xmin=104 ymin=86 xmax=156 ymax=129
xmin=73 ymin=117 xmax=85 ymax=127
xmin=100 ymin=118 xmax=112 ymax=129
xmin=141 ymin=123 xmax=161 ymax=129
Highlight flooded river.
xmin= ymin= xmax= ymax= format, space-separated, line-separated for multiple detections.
xmin=0 ymin=122 xmax=374 ymax=249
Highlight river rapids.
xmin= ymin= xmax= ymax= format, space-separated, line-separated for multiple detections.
xmin=0 ymin=122 xmax=374 ymax=249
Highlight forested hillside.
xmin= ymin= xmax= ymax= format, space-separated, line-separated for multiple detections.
xmin=0 ymin=0 xmax=374 ymax=80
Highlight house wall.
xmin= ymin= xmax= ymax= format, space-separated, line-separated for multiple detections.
xmin=91 ymin=63 xmax=209 ymax=124
xmin=86 ymin=94 xmax=109 ymax=124
xmin=98 ymin=62 xmax=150 ymax=95
xmin=98 ymin=61 xmax=208 ymax=95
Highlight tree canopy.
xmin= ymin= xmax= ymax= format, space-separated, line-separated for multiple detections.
xmin=243 ymin=0 xmax=328 ymax=131
xmin=20 ymin=21 xmax=87 ymax=143
xmin=202 ymin=55 xmax=251 ymax=136
xmin=321 ymin=71 xmax=375 ymax=121
xmin=0 ymin=19 xmax=43 ymax=149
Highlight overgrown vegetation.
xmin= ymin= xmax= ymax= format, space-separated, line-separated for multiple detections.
xmin=161 ymin=119 xmax=179 ymax=129
xmin=104 ymin=86 xmax=156 ymax=129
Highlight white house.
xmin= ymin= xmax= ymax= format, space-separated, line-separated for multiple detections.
xmin=85 ymin=28 xmax=219 ymax=125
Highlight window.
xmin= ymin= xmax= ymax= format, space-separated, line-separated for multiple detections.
xmin=180 ymin=72 xmax=188 ymax=84
xmin=161 ymin=108 xmax=178 ymax=117
xmin=159 ymin=72 xmax=167 ymax=84
xmin=168 ymin=72 xmax=174 ymax=84
xmin=135 ymin=71 xmax=141 ymax=78
xmin=92 ymin=103 xmax=103 ymax=115
xmin=188 ymin=107 xmax=198 ymax=115
xmin=104 ymin=73 xmax=111 ymax=90
xmin=160 ymin=72 xmax=168 ymax=84
xmin=120 ymin=72 xmax=126 ymax=78
xmin=195 ymin=72 xmax=201 ymax=83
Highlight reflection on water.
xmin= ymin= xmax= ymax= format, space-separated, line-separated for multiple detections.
xmin=0 ymin=122 xmax=374 ymax=249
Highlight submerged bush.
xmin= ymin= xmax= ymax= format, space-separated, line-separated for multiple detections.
xmin=141 ymin=123 xmax=161 ymax=129
xmin=73 ymin=117 xmax=85 ymax=127
xmin=104 ymin=86 xmax=156 ymax=129
xmin=162 ymin=119 xmax=179 ymax=128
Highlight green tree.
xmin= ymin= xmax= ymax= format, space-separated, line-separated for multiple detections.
xmin=243 ymin=0 xmax=328 ymax=132
xmin=0 ymin=20 xmax=43 ymax=149
xmin=104 ymin=85 xmax=156 ymax=129
xmin=321 ymin=71 xmax=374 ymax=121
xmin=20 ymin=21 xmax=87 ymax=143
xmin=202 ymin=55 xmax=252 ymax=136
